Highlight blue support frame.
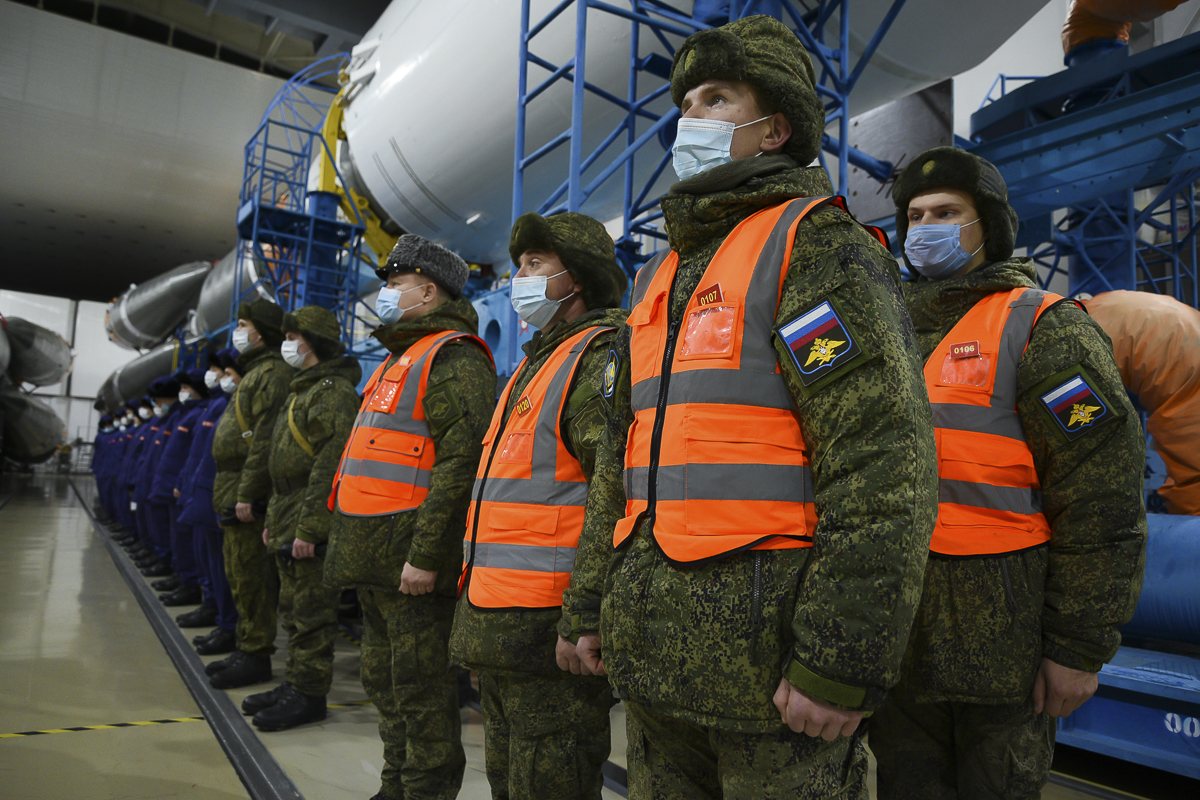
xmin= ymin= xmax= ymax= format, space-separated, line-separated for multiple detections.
xmin=501 ymin=0 xmax=904 ymax=376
xmin=967 ymin=32 xmax=1200 ymax=309
xmin=232 ymin=54 xmax=385 ymax=359
xmin=513 ymin=0 xmax=905 ymax=262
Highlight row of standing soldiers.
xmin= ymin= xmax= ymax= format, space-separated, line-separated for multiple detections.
xmin=93 ymin=16 xmax=1148 ymax=800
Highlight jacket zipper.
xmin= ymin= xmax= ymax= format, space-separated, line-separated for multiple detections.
xmin=750 ymin=552 xmax=763 ymax=658
xmin=999 ymin=559 xmax=1017 ymax=613
xmin=644 ymin=284 xmax=683 ymax=523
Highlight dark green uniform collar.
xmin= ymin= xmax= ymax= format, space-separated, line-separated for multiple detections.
xmin=289 ymin=354 xmax=363 ymax=393
xmin=660 ymin=157 xmax=836 ymax=260
xmin=904 ymin=258 xmax=1038 ymax=329
xmin=371 ymin=295 xmax=480 ymax=356
xmin=521 ymin=306 xmax=628 ymax=362
xmin=235 ymin=342 xmax=282 ymax=373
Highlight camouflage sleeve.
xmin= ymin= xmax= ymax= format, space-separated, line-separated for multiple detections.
xmin=774 ymin=224 xmax=939 ymax=711
xmin=237 ymin=364 xmax=292 ymax=504
xmin=407 ymin=343 xmax=497 ymax=572
xmin=294 ymin=380 xmax=360 ymax=545
xmin=560 ymin=325 xmax=633 ymax=640
xmin=560 ymin=328 xmax=620 ymax=481
xmin=1016 ymin=304 xmax=1147 ymax=672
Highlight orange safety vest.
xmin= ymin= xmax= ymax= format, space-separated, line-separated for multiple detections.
xmin=332 ymin=330 xmax=490 ymax=517
xmin=926 ymin=287 xmax=1067 ymax=556
xmin=615 ymin=197 xmax=886 ymax=565
xmin=462 ymin=325 xmax=613 ymax=609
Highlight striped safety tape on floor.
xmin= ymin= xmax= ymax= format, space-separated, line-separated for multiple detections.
xmin=1 ymin=716 xmax=205 ymax=739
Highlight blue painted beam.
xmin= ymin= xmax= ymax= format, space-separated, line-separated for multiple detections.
xmin=970 ymin=72 xmax=1200 ymax=219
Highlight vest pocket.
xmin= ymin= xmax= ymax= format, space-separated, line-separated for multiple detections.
xmin=936 ymin=429 xmax=1040 ymax=531
xmin=678 ymin=302 xmax=740 ymax=360
xmin=681 ymin=407 xmax=809 ymax=539
xmin=938 ymin=351 xmax=995 ymax=388
xmin=477 ymin=504 xmax=563 ymax=589
xmin=353 ymin=430 xmax=427 ymax=500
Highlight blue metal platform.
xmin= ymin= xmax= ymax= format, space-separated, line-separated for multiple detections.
xmin=1059 ymin=647 xmax=1200 ymax=779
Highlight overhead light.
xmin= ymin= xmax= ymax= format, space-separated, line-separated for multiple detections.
xmin=465 ymin=212 xmax=488 ymax=227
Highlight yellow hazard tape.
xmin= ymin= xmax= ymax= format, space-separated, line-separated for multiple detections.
xmin=338 ymin=628 xmax=362 ymax=646
xmin=0 ymin=716 xmax=205 ymax=739
xmin=326 ymin=700 xmax=374 ymax=710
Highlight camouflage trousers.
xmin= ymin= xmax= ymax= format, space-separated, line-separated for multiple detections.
xmin=479 ymin=671 xmax=615 ymax=800
xmin=276 ymin=552 xmax=340 ymax=696
xmin=624 ymin=700 xmax=867 ymax=800
xmin=360 ymin=588 xmax=465 ymax=800
xmin=870 ymin=686 xmax=1054 ymax=800
xmin=222 ymin=519 xmax=279 ymax=657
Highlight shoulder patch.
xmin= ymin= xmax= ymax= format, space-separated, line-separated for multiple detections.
xmin=422 ymin=382 xmax=463 ymax=438
xmin=602 ymin=349 xmax=619 ymax=400
xmin=1037 ymin=369 xmax=1114 ymax=441
xmin=777 ymin=298 xmax=863 ymax=387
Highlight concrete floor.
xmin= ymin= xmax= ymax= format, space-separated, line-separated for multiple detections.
xmin=0 ymin=474 xmax=1112 ymax=799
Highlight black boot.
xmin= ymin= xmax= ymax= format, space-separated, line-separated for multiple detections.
xmin=242 ymin=682 xmax=290 ymax=715
xmin=133 ymin=554 xmax=158 ymax=569
xmin=252 ymin=685 xmax=326 ymax=732
xmin=204 ymin=650 xmax=242 ymax=677
xmin=111 ymin=532 xmax=134 ymax=544
xmin=151 ymin=576 xmax=180 ymax=592
xmin=176 ymin=605 xmax=218 ymax=627
xmin=210 ymin=651 xmax=272 ymax=689
xmin=123 ymin=542 xmax=148 ymax=555
xmin=194 ymin=627 xmax=220 ymax=646
xmin=141 ymin=563 xmax=171 ymax=578
xmin=195 ymin=628 xmax=236 ymax=655
xmin=160 ymin=585 xmax=202 ymax=606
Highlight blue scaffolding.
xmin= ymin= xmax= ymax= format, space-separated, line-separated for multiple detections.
xmin=232 ymin=54 xmax=383 ymax=358
xmin=512 ymin=0 xmax=902 ymax=266
xmin=484 ymin=0 xmax=904 ymax=374
xmin=968 ymin=32 xmax=1200 ymax=309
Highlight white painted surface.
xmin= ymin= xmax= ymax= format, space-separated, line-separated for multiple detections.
xmin=71 ymin=300 xmax=141 ymax=401
xmin=343 ymin=0 xmax=1049 ymax=267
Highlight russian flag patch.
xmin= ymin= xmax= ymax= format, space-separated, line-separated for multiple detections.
xmin=778 ymin=298 xmax=862 ymax=386
xmin=1039 ymin=372 xmax=1110 ymax=439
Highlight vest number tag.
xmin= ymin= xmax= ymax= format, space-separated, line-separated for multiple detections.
xmin=696 ymin=283 xmax=724 ymax=306
xmin=514 ymin=395 xmax=533 ymax=417
xmin=950 ymin=341 xmax=980 ymax=359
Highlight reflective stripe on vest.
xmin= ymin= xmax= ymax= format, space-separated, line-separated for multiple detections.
xmin=332 ymin=330 xmax=488 ymax=517
xmin=614 ymin=197 xmax=839 ymax=565
xmin=461 ymin=325 xmax=612 ymax=609
xmin=925 ymin=287 xmax=1062 ymax=556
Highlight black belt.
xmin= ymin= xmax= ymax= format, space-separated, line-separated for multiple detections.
xmin=273 ymin=476 xmax=308 ymax=495
xmin=216 ymin=459 xmax=245 ymax=473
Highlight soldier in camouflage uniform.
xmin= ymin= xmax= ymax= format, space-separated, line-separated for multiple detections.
xmin=324 ymin=235 xmax=496 ymax=800
xmin=569 ymin=16 xmax=938 ymax=799
xmin=449 ymin=212 xmax=628 ymax=800
xmin=236 ymin=305 xmax=362 ymax=731
xmin=206 ymin=299 xmax=294 ymax=690
xmin=869 ymin=147 xmax=1147 ymax=799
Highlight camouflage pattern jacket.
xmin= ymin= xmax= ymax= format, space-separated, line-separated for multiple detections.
xmin=450 ymin=306 xmax=628 ymax=675
xmin=323 ymin=297 xmax=497 ymax=595
xmin=264 ymin=355 xmax=362 ymax=548
xmin=576 ymin=155 xmax=939 ymax=731
xmin=900 ymin=259 xmax=1147 ymax=704
xmin=211 ymin=345 xmax=294 ymax=511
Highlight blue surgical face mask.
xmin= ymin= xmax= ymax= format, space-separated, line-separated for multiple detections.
xmin=672 ymin=115 xmax=772 ymax=180
xmin=904 ymin=219 xmax=984 ymax=279
xmin=375 ymin=285 xmax=425 ymax=325
xmin=510 ymin=270 xmax=574 ymax=329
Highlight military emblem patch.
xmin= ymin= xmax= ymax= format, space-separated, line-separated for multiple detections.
xmin=778 ymin=299 xmax=862 ymax=386
xmin=1039 ymin=373 xmax=1110 ymax=440
xmin=602 ymin=349 xmax=619 ymax=400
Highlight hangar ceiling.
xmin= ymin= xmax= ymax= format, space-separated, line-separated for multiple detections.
xmin=0 ymin=0 xmax=386 ymax=304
